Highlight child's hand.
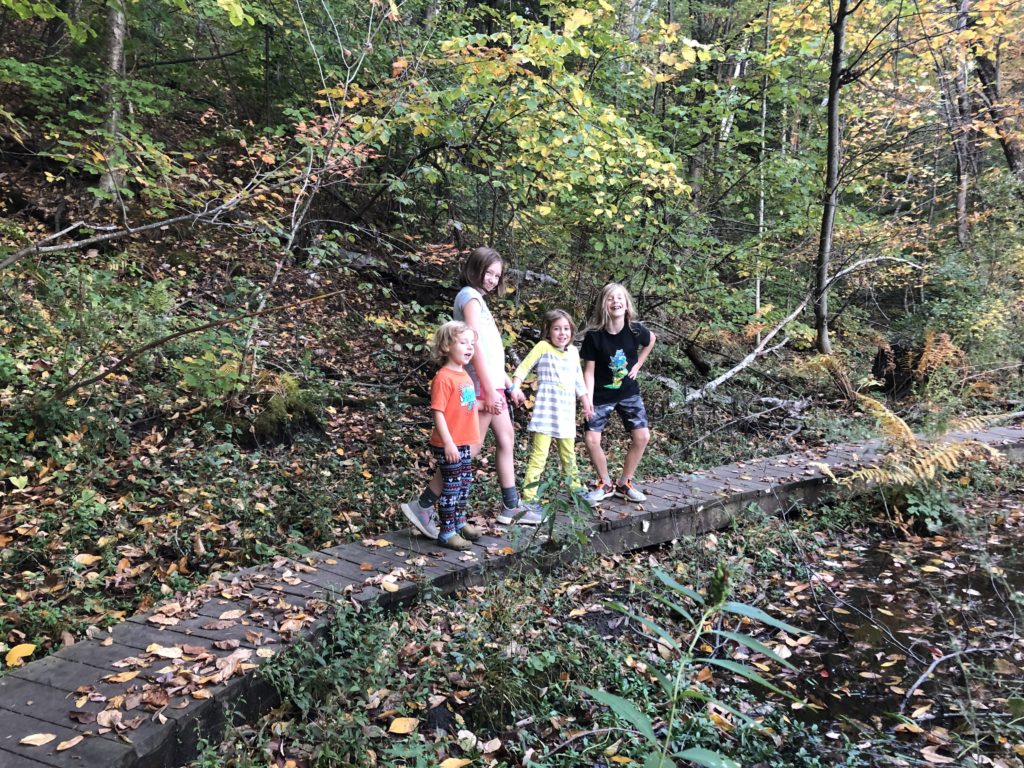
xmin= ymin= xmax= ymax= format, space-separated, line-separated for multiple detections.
xmin=581 ymin=397 xmax=594 ymax=420
xmin=444 ymin=443 xmax=461 ymax=463
xmin=509 ymin=387 xmax=526 ymax=406
xmin=483 ymin=389 xmax=505 ymax=415
xmin=628 ymin=362 xmax=642 ymax=379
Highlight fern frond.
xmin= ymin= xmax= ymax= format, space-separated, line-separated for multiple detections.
xmin=948 ymin=412 xmax=1015 ymax=433
xmin=856 ymin=394 xmax=917 ymax=449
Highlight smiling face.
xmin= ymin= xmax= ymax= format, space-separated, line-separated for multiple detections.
xmin=447 ymin=330 xmax=476 ymax=367
xmin=548 ymin=317 xmax=573 ymax=350
xmin=481 ymin=261 xmax=503 ymax=294
xmin=605 ymin=288 xmax=628 ymax=320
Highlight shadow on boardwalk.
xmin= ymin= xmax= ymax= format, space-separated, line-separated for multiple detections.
xmin=2 ymin=426 xmax=1022 ymax=768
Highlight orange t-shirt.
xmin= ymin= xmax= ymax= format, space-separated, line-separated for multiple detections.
xmin=429 ymin=367 xmax=481 ymax=447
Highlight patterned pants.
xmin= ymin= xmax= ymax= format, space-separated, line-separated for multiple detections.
xmin=431 ymin=444 xmax=473 ymax=537
xmin=522 ymin=433 xmax=584 ymax=502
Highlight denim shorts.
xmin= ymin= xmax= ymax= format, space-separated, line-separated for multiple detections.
xmin=585 ymin=394 xmax=649 ymax=432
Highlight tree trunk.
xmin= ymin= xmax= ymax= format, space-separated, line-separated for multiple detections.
xmin=97 ymin=0 xmax=126 ymax=198
xmin=973 ymin=49 xmax=1024 ymax=187
xmin=952 ymin=0 xmax=972 ymax=247
xmin=815 ymin=0 xmax=849 ymax=355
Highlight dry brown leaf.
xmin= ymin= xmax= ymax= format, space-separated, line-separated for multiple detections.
xmin=20 ymin=733 xmax=56 ymax=746
xmin=73 ymin=553 xmax=103 ymax=566
xmin=146 ymin=644 xmax=183 ymax=659
xmin=219 ymin=609 xmax=245 ymax=620
xmin=440 ymin=759 xmax=472 ymax=768
xmin=920 ymin=745 xmax=957 ymax=764
xmin=56 ymin=735 xmax=84 ymax=751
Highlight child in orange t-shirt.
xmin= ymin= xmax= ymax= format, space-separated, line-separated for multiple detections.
xmin=405 ymin=321 xmax=482 ymax=551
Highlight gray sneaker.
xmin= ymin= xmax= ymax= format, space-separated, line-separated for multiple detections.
xmin=585 ymin=481 xmax=615 ymax=504
xmin=401 ymin=498 xmax=439 ymax=538
xmin=616 ymin=480 xmax=647 ymax=502
xmin=496 ymin=501 xmax=543 ymax=526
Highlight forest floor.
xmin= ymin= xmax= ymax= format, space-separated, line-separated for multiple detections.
xmin=187 ymin=467 xmax=1024 ymax=768
xmin=3 ymin=233 xmax=1023 ymax=767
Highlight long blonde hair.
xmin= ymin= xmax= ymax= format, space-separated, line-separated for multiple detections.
xmin=588 ymin=283 xmax=637 ymax=331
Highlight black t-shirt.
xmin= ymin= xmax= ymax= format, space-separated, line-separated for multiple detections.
xmin=581 ymin=322 xmax=652 ymax=405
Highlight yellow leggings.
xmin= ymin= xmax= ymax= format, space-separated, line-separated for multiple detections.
xmin=522 ymin=433 xmax=585 ymax=502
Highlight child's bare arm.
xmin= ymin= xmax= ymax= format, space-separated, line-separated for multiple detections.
xmin=629 ymin=332 xmax=656 ymax=379
xmin=432 ymin=410 xmax=461 ymax=463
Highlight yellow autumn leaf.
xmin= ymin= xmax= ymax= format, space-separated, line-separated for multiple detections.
xmin=5 ymin=643 xmax=36 ymax=667
xmin=564 ymin=7 xmax=593 ymax=34
xmin=73 ymin=553 xmax=103 ymax=566
xmin=380 ymin=579 xmax=400 ymax=593
xmin=610 ymin=757 xmax=633 ymax=764
xmin=440 ymin=759 xmax=472 ymax=768
xmin=20 ymin=733 xmax=56 ymax=746
xmin=146 ymin=644 xmax=183 ymax=659
xmin=105 ymin=670 xmax=139 ymax=683
xmin=388 ymin=717 xmax=420 ymax=734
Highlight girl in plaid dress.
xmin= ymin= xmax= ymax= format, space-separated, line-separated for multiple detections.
xmin=509 ymin=310 xmax=594 ymax=516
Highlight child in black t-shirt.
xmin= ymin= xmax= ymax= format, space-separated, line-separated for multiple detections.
xmin=580 ymin=283 xmax=656 ymax=503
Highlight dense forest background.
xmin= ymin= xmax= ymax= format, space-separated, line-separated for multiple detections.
xmin=2 ymin=0 xmax=1024 ymax=656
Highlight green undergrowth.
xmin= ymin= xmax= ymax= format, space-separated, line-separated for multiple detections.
xmin=191 ymin=470 xmax=1024 ymax=768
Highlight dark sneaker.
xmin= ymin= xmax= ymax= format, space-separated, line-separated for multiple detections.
xmin=585 ymin=481 xmax=615 ymax=504
xmin=438 ymin=533 xmax=473 ymax=551
xmin=459 ymin=523 xmax=482 ymax=541
xmin=616 ymin=480 xmax=647 ymax=502
xmin=401 ymin=498 xmax=439 ymax=538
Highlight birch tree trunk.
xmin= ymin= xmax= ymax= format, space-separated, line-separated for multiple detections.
xmin=97 ymin=0 xmax=126 ymax=198
xmin=815 ymin=0 xmax=849 ymax=355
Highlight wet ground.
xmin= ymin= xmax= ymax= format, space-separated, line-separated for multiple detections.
xmin=778 ymin=492 xmax=1024 ymax=765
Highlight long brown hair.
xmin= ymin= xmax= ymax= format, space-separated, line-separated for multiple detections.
xmin=459 ymin=247 xmax=505 ymax=296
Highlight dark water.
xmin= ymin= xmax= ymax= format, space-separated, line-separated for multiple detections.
xmin=786 ymin=503 xmax=1024 ymax=756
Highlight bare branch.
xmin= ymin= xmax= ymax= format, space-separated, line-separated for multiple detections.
xmin=677 ymin=257 xmax=923 ymax=408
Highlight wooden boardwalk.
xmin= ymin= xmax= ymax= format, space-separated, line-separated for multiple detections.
xmin=2 ymin=426 xmax=1022 ymax=768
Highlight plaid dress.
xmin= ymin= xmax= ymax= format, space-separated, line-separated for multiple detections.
xmin=513 ymin=340 xmax=586 ymax=439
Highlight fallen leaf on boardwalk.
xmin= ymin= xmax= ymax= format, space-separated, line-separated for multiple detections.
xmin=360 ymin=562 xmax=374 ymax=570
xmin=380 ymin=578 xmax=400 ymax=593
xmin=192 ymin=689 xmax=214 ymax=699
xmin=5 ymin=643 xmax=36 ymax=666
xmin=56 ymin=735 xmax=83 ymax=751
xmin=440 ymin=759 xmax=472 ymax=768
xmin=256 ymin=648 xmax=275 ymax=658
xmin=148 ymin=614 xmax=180 ymax=626
xmin=214 ymin=639 xmax=240 ymax=650
xmin=219 ymin=608 xmax=245 ymax=620
xmin=146 ymin=643 xmax=183 ymax=659
xmin=20 ymin=733 xmax=56 ymax=746
xmin=363 ymin=538 xmax=392 ymax=548
xmin=68 ymin=710 xmax=97 ymax=724
xmin=96 ymin=710 xmax=123 ymax=729
xmin=202 ymin=619 xmax=236 ymax=630
xmin=921 ymin=745 xmax=957 ymax=764
xmin=73 ymin=553 xmax=103 ymax=566
xmin=389 ymin=717 xmax=419 ymax=734
xmin=105 ymin=670 xmax=139 ymax=683
xmin=143 ymin=689 xmax=170 ymax=709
